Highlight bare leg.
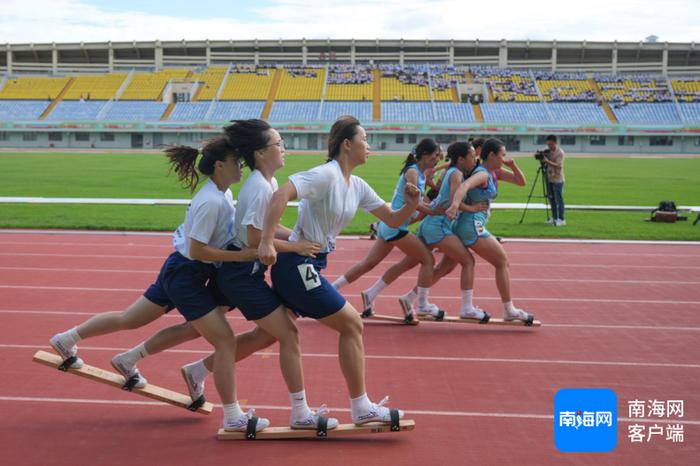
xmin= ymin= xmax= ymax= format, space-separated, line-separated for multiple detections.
xmin=319 ymin=303 xmax=365 ymax=398
xmin=393 ymin=233 xmax=435 ymax=288
xmin=435 ymin=236 xmax=475 ymax=291
xmin=343 ymin=239 xmax=394 ymax=283
xmin=381 ymin=254 xmax=421 ymax=285
xmin=470 ymin=235 xmax=510 ymax=302
xmin=76 ymin=296 xmax=167 ymax=339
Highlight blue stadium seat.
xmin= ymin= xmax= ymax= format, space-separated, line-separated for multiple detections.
xmin=168 ymin=102 xmax=210 ymax=121
xmin=678 ymin=103 xmax=700 ymax=123
xmin=208 ymin=101 xmax=264 ymax=120
xmin=480 ymin=103 xmax=551 ymax=123
xmin=269 ymin=101 xmax=320 ymax=121
xmin=611 ymin=103 xmax=681 ymax=124
xmin=321 ymin=101 xmax=372 ymax=121
xmin=46 ymin=101 xmax=107 ymax=120
xmin=381 ymin=102 xmax=433 ymax=122
xmin=433 ymin=102 xmax=476 ymax=122
xmin=547 ymin=103 xmax=610 ymax=124
xmin=103 ymin=101 xmax=168 ymax=121
xmin=0 ymin=100 xmax=50 ymax=120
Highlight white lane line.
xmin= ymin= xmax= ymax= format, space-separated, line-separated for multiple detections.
xmin=2 ymin=266 xmax=699 ymax=286
xmin=0 ymin=396 xmax=697 ymax=425
xmin=5 ymin=343 xmax=699 ymax=369
xmin=2 ymin=309 xmax=699 ymax=332
xmin=2 ymin=285 xmax=697 ymax=305
xmin=2 ymin=252 xmax=700 ymax=270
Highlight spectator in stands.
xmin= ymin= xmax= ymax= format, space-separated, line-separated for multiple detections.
xmin=542 ymin=135 xmax=566 ymax=226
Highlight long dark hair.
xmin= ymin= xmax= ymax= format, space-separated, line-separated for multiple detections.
xmin=164 ymin=135 xmax=235 ymax=193
xmin=327 ymin=115 xmax=361 ymax=162
xmin=401 ymin=137 xmax=438 ymax=174
xmin=480 ymin=138 xmax=505 ymax=162
xmin=223 ymin=119 xmax=272 ymax=170
xmin=447 ymin=141 xmax=472 ymax=167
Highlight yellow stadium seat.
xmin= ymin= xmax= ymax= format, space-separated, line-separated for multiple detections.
xmin=276 ymin=68 xmax=325 ymax=100
xmin=120 ymin=69 xmax=190 ymax=100
xmin=63 ymin=74 xmax=127 ymax=100
xmin=0 ymin=76 xmax=71 ymax=100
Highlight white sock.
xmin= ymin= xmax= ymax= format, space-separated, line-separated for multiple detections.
xmin=401 ymin=288 xmax=418 ymax=304
xmin=351 ymin=393 xmax=372 ymax=414
xmin=364 ymin=279 xmax=387 ymax=302
xmin=460 ymin=289 xmax=474 ymax=311
xmin=60 ymin=327 xmax=82 ymax=347
xmin=290 ymin=390 xmax=311 ymax=418
xmin=223 ymin=401 xmax=245 ymax=424
xmin=187 ymin=359 xmax=211 ymax=381
xmin=332 ymin=276 xmax=348 ymax=290
xmin=417 ymin=287 xmax=429 ymax=308
xmin=503 ymin=301 xmax=515 ymax=313
xmin=122 ymin=342 xmax=149 ymax=366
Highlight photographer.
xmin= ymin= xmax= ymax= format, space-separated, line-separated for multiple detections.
xmin=541 ymin=135 xmax=566 ymax=226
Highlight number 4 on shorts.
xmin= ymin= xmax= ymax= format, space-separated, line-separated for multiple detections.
xmin=298 ymin=263 xmax=321 ymax=291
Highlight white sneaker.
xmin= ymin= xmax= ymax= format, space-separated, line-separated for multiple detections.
xmin=111 ymin=353 xmax=147 ymax=389
xmin=416 ymin=303 xmax=446 ymax=319
xmin=49 ymin=334 xmax=84 ymax=369
xmin=224 ymin=408 xmax=270 ymax=432
xmin=352 ymin=396 xmax=405 ymax=425
xmin=546 ymin=218 xmax=555 ymax=225
xmin=555 ymin=219 xmax=566 ymax=226
xmin=398 ymin=294 xmax=416 ymax=321
xmin=504 ymin=307 xmax=534 ymax=324
xmin=181 ymin=362 xmax=206 ymax=401
xmin=290 ymin=404 xmax=339 ymax=430
xmin=460 ymin=306 xmax=490 ymax=323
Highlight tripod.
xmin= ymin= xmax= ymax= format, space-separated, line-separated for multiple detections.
xmin=519 ymin=161 xmax=550 ymax=224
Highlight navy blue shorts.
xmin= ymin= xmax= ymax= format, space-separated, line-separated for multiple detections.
xmin=216 ymin=245 xmax=281 ymax=321
xmin=270 ymin=252 xmax=346 ymax=319
xmin=143 ymin=251 xmax=220 ymax=322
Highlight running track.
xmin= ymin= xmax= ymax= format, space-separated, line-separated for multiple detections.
xmin=0 ymin=231 xmax=698 ymax=465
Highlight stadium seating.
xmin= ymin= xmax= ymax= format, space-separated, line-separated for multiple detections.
xmin=535 ymin=72 xmax=596 ymax=102
xmin=596 ymin=75 xmax=672 ymax=103
xmin=430 ymin=65 xmax=464 ymax=102
xmin=321 ymin=101 xmax=373 ymax=122
xmin=381 ymin=102 xmax=433 ymax=121
xmin=168 ymin=102 xmax=211 ymax=121
xmin=276 ymin=67 xmax=325 ymax=100
xmin=0 ymin=76 xmax=71 ymax=100
xmin=433 ymin=102 xmax=476 ymax=122
xmin=548 ymin=103 xmax=610 ymax=124
xmin=325 ymin=64 xmax=373 ymax=100
xmin=0 ymin=100 xmax=50 ymax=120
xmin=480 ymin=103 xmax=550 ymax=123
xmin=46 ymin=101 xmax=108 ymax=120
xmin=678 ymin=103 xmax=700 ymax=122
xmin=611 ymin=103 xmax=681 ymax=124
xmin=671 ymin=78 xmax=700 ymax=102
xmin=208 ymin=101 xmax=265 ymax=121
xmin=190 ymin=67 xmax=227 ymax=100
xmin=103 ymin=101 xmax=168 ymax=120
xmin=120 ymin=69 xmax=190 ymax=100
xmin=269 ymin=101 xmax=320 ymax=121
xmin=472 ymin=67 xmax=539 ymax=102
xmin=219 ymin=67 xmax=274 ymax=100
xmin=63 ymin=74 xmax=127 ymax=100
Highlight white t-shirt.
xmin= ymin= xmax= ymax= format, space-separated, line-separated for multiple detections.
xmin=289 ymin=160 xmax=385 ymax=253
xmin=232 ymin=169 xmax=278 ymax=248
xmin=172 ymin=179 xmax=235 ymax=262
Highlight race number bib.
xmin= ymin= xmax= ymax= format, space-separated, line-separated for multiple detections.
xmin=297 ymin=263 xmax=322 ymax=291
xmin=475 ymin=220 xmax=485 ymax=235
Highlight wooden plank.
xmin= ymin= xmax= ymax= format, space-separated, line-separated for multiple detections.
xmin=360 ymin=312 xmax=419 ymax=325
xmin=417 ymin=315 xmax=542 ymax=327
xmin=32 ymin=350 xmax=213 ymax=414
xmin=217 ymin=419 xmax=415 ymax=440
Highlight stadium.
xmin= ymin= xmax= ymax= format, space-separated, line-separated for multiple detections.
xmin=0 ymin=38 xmax=699 ymax=153
xmin=1 ymin=30 xmax=699 ymax=466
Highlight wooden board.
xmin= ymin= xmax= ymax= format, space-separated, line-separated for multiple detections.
xmin=217 ymin=419 xmax=415 ymax=440
xmin=360 ymin=312 xmax=419 ymax=325
xmin=418 ymin=315 xmax=542 ymax=327
xmin=32 ymin=350 xmax=213 ymax=414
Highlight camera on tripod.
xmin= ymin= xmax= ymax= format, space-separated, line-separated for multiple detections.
xmin=534 ymin=148 xmax=551 ymax=162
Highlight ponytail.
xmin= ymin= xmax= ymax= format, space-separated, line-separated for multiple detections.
xmin=164 ymin=134 xmax=235 ymax=193
xmin=400 ymin=137 xmax=438 ymax=174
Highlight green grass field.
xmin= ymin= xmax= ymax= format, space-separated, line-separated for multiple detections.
xmin=1 ymin=151 xmax=698 ymax=240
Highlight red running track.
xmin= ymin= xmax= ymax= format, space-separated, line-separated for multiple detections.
xmin=0 ymin=231 xmax=698 ymax=466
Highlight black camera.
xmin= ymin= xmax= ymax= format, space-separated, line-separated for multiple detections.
xmin=534 ymin=148 xmax=551 ymax=161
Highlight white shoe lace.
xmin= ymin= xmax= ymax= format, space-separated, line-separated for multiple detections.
xmin=461 ymin=306 xmax=486 ymax=318
xmin=314 ymin=404 xmax=330 ymax=418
